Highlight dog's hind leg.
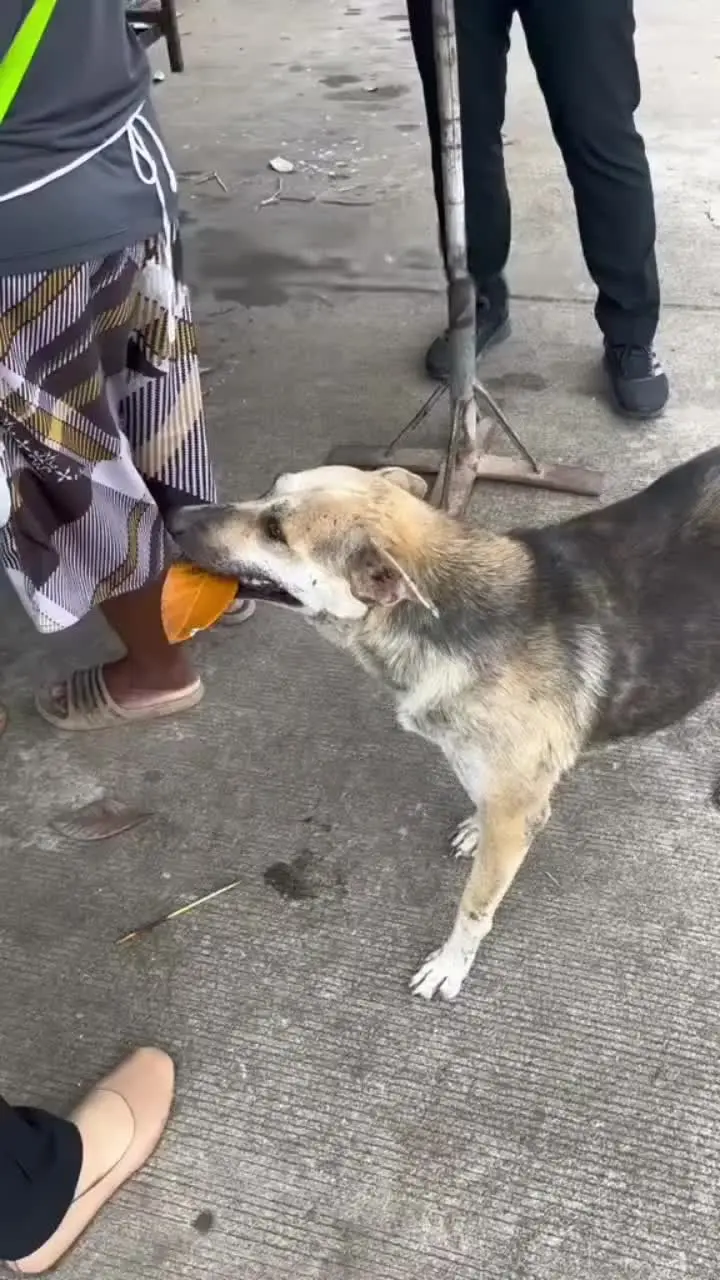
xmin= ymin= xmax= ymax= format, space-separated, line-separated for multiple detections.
xmin=410 ymin=775 xmax=555 ymax=1002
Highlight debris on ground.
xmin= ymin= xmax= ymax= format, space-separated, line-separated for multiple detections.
xmin=178 ymin=169 xmax=228 ymax=193
xmin=116 ymin=876 xmax=244 ymax=945
xmin=268 ymin=155 xmax=295 ymax=174
xmin=51 ymin=799 xmax=153 ymax=843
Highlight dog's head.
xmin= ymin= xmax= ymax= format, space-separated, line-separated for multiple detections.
xmin=168 ymin=465 xmax=440 ymax=621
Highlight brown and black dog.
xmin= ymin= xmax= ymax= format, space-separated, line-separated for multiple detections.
xmin=168 ymin=449 xmax=720 ymax=1001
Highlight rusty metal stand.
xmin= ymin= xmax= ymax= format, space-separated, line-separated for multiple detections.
xmin=127 ymin=0 xmax=184 ymax=72
xmin=326 ymin=0 xmax=603 ymax=514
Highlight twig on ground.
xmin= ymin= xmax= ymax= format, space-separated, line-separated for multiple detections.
xmin=259 ymin=177 xmax=284 ymax=206
xmin=179 ymin=170 xmax=228 ymax=193
xmin=116 ymin=876 xmax=244 ymax=946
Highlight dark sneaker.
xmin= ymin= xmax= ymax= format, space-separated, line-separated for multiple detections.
xmin=425 ymin=293 xmax=511 ymax=381
xmin=603 ymin=343 xmax=669 ymax=420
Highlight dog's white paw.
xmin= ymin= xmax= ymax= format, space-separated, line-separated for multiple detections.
xmin=409 ymin=942 xmax=472 ymax=1001
xmin=450 ymin=815 xmax=481 ymax=860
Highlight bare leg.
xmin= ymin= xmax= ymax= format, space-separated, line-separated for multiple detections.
xmin=411 ymin=781 xmax=554 ymax=1001
xmin=98 ymin=574 xmax=195 ymax=708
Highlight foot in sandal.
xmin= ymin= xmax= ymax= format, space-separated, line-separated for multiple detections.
xmin=34 ymin=578 xmax=256 ymax=731
xmin=35 ymin=655 xmax=205 ymax=732
xmin=7 ymin=1048 xmax=175 ymax=1276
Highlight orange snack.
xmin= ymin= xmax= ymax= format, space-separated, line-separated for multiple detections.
xmin=161 ymin=562 xmax=238 ymax=643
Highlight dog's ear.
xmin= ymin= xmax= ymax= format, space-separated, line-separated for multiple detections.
xmin=347 ymin=539 xmax=436 ymax=612
xmin=377 ymin=467 xmax=429 ymax=501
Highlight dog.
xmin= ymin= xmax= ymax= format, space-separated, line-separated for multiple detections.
xmin=168 ymin=449 xmax=720 ymax=1001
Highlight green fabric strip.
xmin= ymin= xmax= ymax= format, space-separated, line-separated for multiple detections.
xmin=0 ymin=0 xmax=60 ymax=124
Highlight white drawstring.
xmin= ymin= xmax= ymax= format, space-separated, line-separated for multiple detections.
xmin=128 ymin=112 xmax=177 ymax=242
xmin=126 ymin=111 xmax=180 ymax=343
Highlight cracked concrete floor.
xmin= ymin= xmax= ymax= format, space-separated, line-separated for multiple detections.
xmin=2 ymin=1 xmax=720 ymax=1277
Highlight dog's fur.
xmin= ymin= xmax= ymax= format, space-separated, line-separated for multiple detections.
xmin=169 ymin=450 xmax=720 ymax=1000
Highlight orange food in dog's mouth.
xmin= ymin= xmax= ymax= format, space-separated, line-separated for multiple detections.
xmin=162 ymin=562 xmax=302 ymax=642
xmin=161 ymin=563 xmax=238 ymax=643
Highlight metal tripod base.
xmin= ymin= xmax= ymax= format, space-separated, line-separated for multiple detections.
xmin=325 ymin=438 xmax=603 ymax=500
xmin=326 ymin=377 xmax=605 ymax=506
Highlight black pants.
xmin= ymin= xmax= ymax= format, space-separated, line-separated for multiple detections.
xmin=0 ymin=1096 xmax=82 ymax=1262
xmin=407 ymin=0 xmax=660 ymax=346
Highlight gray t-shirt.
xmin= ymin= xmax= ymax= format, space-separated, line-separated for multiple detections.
xmin=0 ymin=1 xmax=178 ymax=277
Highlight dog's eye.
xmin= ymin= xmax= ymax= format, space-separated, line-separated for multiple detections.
xmin=263 ymin=513 xmax=287 ymax=545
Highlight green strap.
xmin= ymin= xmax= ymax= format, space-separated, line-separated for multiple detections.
xmin=0 ymin=0 xmax=59 ymax=124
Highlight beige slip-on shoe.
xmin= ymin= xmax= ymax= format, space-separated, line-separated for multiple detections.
xmin=9 ymin=1048 xmax=175 ymax=1275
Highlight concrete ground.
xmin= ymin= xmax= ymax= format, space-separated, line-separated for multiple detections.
xmin=2 ymin=0 xmax=720 ymax=1276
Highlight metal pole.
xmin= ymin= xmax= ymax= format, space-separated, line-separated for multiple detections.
xmin=429 ymin=0 xmax=478 ymax=515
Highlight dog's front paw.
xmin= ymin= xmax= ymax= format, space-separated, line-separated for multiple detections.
xmin=450 ymin=814 xmax=481 ymax=860
xmin=409 ymin=943 xmax=472 ymax=1001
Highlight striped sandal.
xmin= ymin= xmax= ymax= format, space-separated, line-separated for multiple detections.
xmin=35 ymin=666 xmax=205 ymax=732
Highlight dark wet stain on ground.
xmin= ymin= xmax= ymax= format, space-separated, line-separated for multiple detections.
xmin=327 ymin=83 xmax=409 ymax=103
xmin=382 ymin=11 xmax=409 ymax=17
xmin=288 ymin=63 xmax=305 ymax=72
xmin=196 ymin=227 xmax=356 ymax=308
xmin=398 ymin=247 xmax=437 ymax=271
xmin=484 ymin=371 xmax=549 ymax=393
xmin=396 ymin=122 xmax=420 ymax=133
xmin=321 ymin=73 xmax=361 ymax=88
xmin=192 ymin=1212 xmax=215 ymax=1235
xmin=345 ymin=6 xmax=362 ymax=13
xmin=302 ymin=813 xmax=333 ymax=834
xmin=264 ymin=848 xmax=347 ymax=902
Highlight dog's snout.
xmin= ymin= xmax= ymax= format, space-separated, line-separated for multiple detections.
xmin=165 ymin=503 xmax=240 ymax=576
xmin=166 ymin=505 xmax=212 ymax=540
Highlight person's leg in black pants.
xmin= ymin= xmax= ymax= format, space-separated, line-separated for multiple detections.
xmin=519 ymin=0 xmax=667 ymax=418
xmin=407 ymin=0 xmax=515 ymax=380
xmin=0 ymin=1100 xmax=82 ymax=1266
